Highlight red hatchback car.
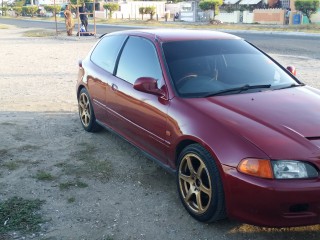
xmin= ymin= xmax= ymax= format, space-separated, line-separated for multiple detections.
xmin=76 ymin=29 xmax=320 ymax=227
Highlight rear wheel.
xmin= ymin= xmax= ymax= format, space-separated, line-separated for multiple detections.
xmin=78 ymin=88 xmax=101 ymax=132
xmin=177 ymin=144 xmax=226 ymax=222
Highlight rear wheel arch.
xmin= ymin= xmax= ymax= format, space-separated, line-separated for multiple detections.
xmin=77 ymin=85 xmax=86 ymax=100
xmin=78 ymin=88 xmax=101 ymax=132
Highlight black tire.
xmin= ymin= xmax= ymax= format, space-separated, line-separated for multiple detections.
xmin=176 ymin=143 xmax=226 ymax=222
xmin=78 ymin=88 xmax=101 ymax=132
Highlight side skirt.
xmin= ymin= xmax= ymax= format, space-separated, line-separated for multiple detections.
xmin=96 ymin=120 xmax=176 ymax=175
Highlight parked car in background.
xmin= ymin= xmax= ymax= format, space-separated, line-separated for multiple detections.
xmin=76 ymin=29 xmax=320 ymax=227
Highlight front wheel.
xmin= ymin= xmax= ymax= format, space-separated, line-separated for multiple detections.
xmin=177 ymin=144 xmax=226 ymax=222
xmin=78 ymin=88 xmax=101 ymax=132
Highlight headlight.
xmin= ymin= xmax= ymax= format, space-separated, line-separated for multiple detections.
xmin=238 ymin=158 xmax=319 ymax=179
xmin=272 ymin=160 xmax=318 ymax=179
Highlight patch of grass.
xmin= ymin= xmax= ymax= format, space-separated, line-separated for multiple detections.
xmin=60 ymin=144 xmax=113 ymax=182
xmin=103 ymin=236 xmax=114 ymax=240
xmin=59 ymin=160 xmax=113 ymax=183
xmin=0 ymin=197 xmax=45 ymax=234
xmin=23 ymin=30 xmax=56 ymax=37
xmin=19 ymin=145 xmax=41 ymax=151
xmin=35 ymin=171 xmax=55 ymax=181
xmin=2 ymin=162 xmax=19 ymax=171
xmin=59 ymin=180 xmax=88 ymax=190
xmin=94 ymin=18 xmax=320 ymax=33
xmin=67 ymin=197 xmax=75 ymax=203
xmin=0 ymin=24 xmax=9 ymax=29
xmin=0 ymin=122 xmax=16 ymax=126
xmin=0 ymin=149 xmax=9 ymax=156
xmin=73 ymin=143 xmax=96 ymax=161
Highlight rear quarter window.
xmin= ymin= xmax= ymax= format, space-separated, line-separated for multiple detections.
xmin=90 ymin=35 xmax=127 ymax=73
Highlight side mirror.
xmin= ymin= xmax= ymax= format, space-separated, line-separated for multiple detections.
xmin=286 ymin=66 xmax=297 ymax=76
xmin=133 ymin=77 xmax=164 ymax=97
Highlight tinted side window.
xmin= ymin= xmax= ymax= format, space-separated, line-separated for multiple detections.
xmin=90 ymin=35 xmax=127 ymax=73
xmin=116 ymin=36 xmax=163 ymax=85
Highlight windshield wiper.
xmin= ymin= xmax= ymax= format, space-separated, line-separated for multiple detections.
xmin=276 ymin=83 xmax=305 ymax=90
xmin=205 ymin=84 xmax=272 ymax=97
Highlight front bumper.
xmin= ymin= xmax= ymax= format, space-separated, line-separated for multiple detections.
xmin=223 ymin=166 xmax=320 ymax=227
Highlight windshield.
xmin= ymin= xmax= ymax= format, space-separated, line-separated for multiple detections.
xmin=162 ymin=39 xmax=299 ymax=98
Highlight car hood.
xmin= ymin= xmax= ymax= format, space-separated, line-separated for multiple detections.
xmin=199 ymin=86 xmax=320 ymax=161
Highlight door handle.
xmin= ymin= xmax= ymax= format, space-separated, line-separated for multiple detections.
xmin=111 ymin=83 xmax=118 ymax=91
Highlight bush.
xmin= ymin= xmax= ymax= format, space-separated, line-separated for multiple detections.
xmin=22 ymin=5 xmax=38 ymax=17
xmin=44 ymin=5 xmax=61 ymax=14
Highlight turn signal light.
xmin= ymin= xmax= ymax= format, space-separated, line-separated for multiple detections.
xmin=237 ymin=158 xmax=273 ymax=179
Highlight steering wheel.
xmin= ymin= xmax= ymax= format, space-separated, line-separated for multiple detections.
xmin=176 ymin=74 xmax=198 ymax=88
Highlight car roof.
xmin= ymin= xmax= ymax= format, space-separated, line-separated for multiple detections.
xmin=108 ymin=29 xmax=241 ymax=42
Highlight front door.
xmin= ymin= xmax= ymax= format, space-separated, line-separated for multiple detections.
xmin=106 ymin=36 xmax=170 ymax=164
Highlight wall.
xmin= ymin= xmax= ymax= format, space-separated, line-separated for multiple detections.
xmin=216 ymin=11 xmax=240 ymax=23
xmin=165 ymin=3 xmax=180 ymax=16
xmin=253 ymin=8 xmax=285 ymax=24
xmin=310 ymin=9 xmax=320 ymax=23
xmin=106 ymin=1 xmax=166 ymax=20
xmin=180 ymin=11 xmax=195 ymax=22
xmin=243 ymin=10 xmax=254 ymax=23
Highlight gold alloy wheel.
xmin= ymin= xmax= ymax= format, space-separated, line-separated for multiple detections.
xmin=79 ymin=92 xmax=91 ymax=127
xmin=179 ymin=153 xmax=212 ymax=214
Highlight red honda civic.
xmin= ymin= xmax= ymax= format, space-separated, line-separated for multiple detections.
xmin=76 ymin=29 xmax=320 ymax=227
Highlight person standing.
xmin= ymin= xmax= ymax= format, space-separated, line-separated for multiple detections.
xmin=79 ymin=3 xmax=88 ymax=32
xmin=285 ymin=8 xmax=291 ymax=25
xmin=64 ymin=5 xmax=74 ymax=36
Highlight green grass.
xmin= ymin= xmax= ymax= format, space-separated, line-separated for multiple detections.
xmin=67 ymin=197 xmax=75 ymax=203
xmin=94 ymin=18 xmax=320 ymax=33
xmin=2 ymin=162 xmax=19 ymax=171
xmin=58 ymin=160 xmax=113 ymax=183
xmin=0 ymin=197 xmax=45 ymax=234
xmin=35 ymin=171 xmax=55 ymax=181
xmin=74 ymin=143 xmax=96 ymax=161
xmin=23 ymin=29 xmax=56 ymax=37
xmin=0 ymin=122 xmax=16 ymax=126
xmin=59 ymin=180 xmax=88 ymax=190
xmin=57 ymin=143 xmax=113 ymax=182
xmin=18 ymin=144 xmax=41 ymax=151
xmin=0 ymin=24 xmax=9 ymax=29
xmin=0 ymin=149 xmax=9 ymax=156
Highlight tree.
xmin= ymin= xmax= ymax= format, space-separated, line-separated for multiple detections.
xmin=295 ymin=0 xmax=320 ymax=23
xmin=103 ymin=3 xmax=119 ymax=19
xmin=139 ymin=7 xmax=146 ymax=20
xmin=12 ymin=7 xmax=23 ymax=16
xmin=14 ymin=0 xmax=26 ymax=7
xmin=0 ymin=7 xmax=8 ymax=16
xmin=70 ymin=0 xmax=93 ymax=5
xmin=199 ymin=0 xmax=223 ymax=19
xmin=145 ymin=6 xmax=156 ymax=20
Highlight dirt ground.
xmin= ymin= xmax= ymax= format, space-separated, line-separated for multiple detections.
xmin=1 ymin=25 xmax=320 ymax=240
